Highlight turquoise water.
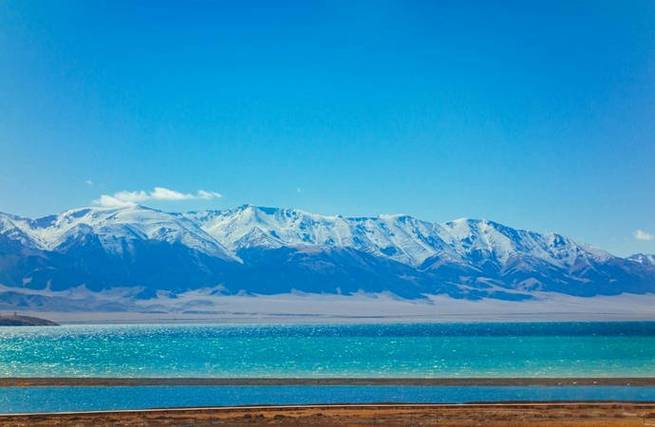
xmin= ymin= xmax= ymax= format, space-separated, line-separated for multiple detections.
xmin=1 ymin=322 xmax=655 ymax=378
xmin=2 ymin=385 xmax=655 ymax=413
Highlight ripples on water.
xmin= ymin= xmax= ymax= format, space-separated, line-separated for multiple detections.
xmin=1 ymin=322 xmax=655 ymax=377
xmin=4 ymin=385 xmax=655 ymax=413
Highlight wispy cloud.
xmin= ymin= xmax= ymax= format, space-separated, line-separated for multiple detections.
xmin=634 ymin=229 xmax=655 ymax=241
xmin=85 ymin=179 xmax=94 ymax=186
xmin=94 ymin=187 xmax=222 ymax=208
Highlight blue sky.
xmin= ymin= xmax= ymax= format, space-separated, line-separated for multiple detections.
xmin=0 ymin=0 xmax=654 ymax=256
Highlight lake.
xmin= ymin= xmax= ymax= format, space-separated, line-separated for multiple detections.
xmin=2 ymin=385 xmax=655 ymax=413
xmin=1 ymin=322 xmax=655 ymax=378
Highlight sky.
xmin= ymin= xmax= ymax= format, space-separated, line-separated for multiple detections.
xmin=0 ymin=0 xmax=654 ymax=256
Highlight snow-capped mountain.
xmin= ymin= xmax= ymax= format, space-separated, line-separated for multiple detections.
xmin=1 ymin=206 xmax=234 ymax=260
xmin=185 ymin=205 xmax=613 ymax=272
xmin=185 ymin=205 xmax=457 ymax=266
xmin=629 ymin=253 xmax=655 ymax=266
xmin=1 ymin=204 xmax=653 ymax=305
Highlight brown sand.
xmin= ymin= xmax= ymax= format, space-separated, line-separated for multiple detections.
xmin=2 ymin=403 xmax=655 ymax=426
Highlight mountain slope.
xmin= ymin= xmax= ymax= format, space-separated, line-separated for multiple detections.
xmin=0 ymin=207 xmax=238 ymax=293
xmin=0 ymin=204 xmax=653 ymax=302
xmin=629 ymin=253 xmax=655 ymax=266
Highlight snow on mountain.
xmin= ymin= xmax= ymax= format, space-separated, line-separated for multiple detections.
xmin=629 ymin=253 xmax=655 ymax=266
xmin=0 ymin=204 xmax=625 ymax=271
xmin=185 ymin=205 xmax=458 ymax=266
xmin=0 ymin=213 xmax=39 ymax=248
xmin=1 ymin=204 xmax=652 ymax=300
xmin=437 ymin=218 xmax=612 ymax=272
xmin=1 ymin=206 xmax=235 ymax=261
xmin=185 ymin=205 xmax=613 ymax=273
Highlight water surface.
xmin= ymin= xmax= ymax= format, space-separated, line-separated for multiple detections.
xmin=2 ymin=385 xmax=655 ymax=414
xmin=1 ymin=322 xmax=654 ymax=378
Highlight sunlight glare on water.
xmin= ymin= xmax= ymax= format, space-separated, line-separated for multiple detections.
xmin=1 ymin=322 xmax=654 ymax=378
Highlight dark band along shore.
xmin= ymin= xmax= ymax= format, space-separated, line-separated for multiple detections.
xmin=2 ymin=403 xmax=655 ymax=426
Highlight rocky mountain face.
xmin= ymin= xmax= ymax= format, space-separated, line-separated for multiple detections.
xmin=1 ymin=205 xmax=653 ymax=301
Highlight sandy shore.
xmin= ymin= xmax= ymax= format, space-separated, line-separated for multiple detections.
xmin=2 ymin=403 xmax=655 ymax=426
xmin=8 ymin=290 xmax=655 ymax=324
xmin=2 ymin=377 xmax=655 ymax=386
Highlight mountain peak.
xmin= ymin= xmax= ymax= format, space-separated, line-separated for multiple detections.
xmin=629 ymin=253 xmax=655 ymax=266
xmin=2 ymin=204 xmax=653 ymax=300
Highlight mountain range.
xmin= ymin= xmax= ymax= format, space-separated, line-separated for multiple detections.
xmin=1 ymin=204 xmax=654 ymax=304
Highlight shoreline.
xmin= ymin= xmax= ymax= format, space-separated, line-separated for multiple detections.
xmin=1 ymin=403 xmax=654 ymax=426
xmin=6 ymin=291 xmax=655 ymax=324
xmin=3 ymin=377 xmax=655 ymax=387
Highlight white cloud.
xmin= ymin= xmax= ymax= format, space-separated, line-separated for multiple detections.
xmin=197 ymin=190 xmax=223 ymax=200
xmin=634 ymin=229 xmax=655 ymax=241
xmin=150 ymin=187 xmax=194 ymax=201
xmin=85 ymin=179 xmax=94 ymax=186
xmin=94 ymin=187 xmax=222 ymax=208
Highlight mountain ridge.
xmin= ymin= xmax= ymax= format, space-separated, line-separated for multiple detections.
xmin=1 ymin=204 xmax=653 ymax=304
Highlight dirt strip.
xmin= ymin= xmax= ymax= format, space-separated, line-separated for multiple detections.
xmin=2 ymin=377 xmax=655 ymax=387
xmin=2 ymin=403 xmax=655 ymax=426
